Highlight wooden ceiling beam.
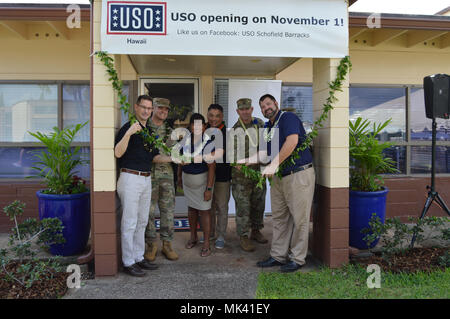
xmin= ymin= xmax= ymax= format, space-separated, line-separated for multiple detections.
xmin=439 ymin=33 xmax=450 ymax=49
xmin=46 ymin=21 xmax=70 ymax=40
xmin=0 ymin=20 xmax=28 ymax=39
xmin=406 ymin=30 xmax=448 ymax=47
xmin=371 ymin=29 xmax=408 ymax=46
xmin=349 ymin=27 xmax=367 ymax=40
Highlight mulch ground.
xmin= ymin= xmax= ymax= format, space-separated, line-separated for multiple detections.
xmin=0 ymin=261 xmax=69 ymax=299
xmin=351 ymin=247 xmax=448 ymax=273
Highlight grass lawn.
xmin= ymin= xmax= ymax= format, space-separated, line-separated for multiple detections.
xmin=256 ymin=264 xmax=450 ymax=299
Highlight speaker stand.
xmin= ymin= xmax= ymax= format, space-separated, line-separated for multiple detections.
xmin=410 ymin=118 xmax=450 ymax=248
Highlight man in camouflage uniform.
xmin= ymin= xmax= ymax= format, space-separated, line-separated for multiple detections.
xmin=144 ymin=97 xmax=178 ymax=261
xmin=230 ymin=98 xmax=268 ymax=252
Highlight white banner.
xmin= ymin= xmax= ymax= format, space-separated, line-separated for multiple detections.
xmin=101 ymin=0 xmax=348 ymax=58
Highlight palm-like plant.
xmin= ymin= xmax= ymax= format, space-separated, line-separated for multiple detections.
xmin=349 ymin=117 xmax=398 ymax=192
xmin=28 ymin=122 xmax=89 ymax=195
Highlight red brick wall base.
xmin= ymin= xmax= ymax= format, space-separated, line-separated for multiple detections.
xmin=92 ymin=191 xmax=119 ymax=277
xmin=0 ymin=182 xmax=45 ymax=232
xmin=312 ymin=185 xmax=349 ymax=268
xmin=384 ymin=177 xmax=450 ymax=221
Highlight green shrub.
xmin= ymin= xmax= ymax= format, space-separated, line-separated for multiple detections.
xmin=28 ymin=122 xmax=89 ymax=195
xmin=362 ymin=214 xmax=450 ymax=259
xmin=438 ymin=251 xmax=450 ymax=268
xmin=0 ymin=200 xmax=65 ymax=289
xmin=349 ymin=117 xmax=398 ymax=192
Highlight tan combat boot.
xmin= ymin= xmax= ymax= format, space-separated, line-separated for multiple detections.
xmin=162 ymin=240 xmax=179 ymax=260
xmin=144 ymin=242 xmax=157 ymax=262
xmin=240 ymin=235 xmax=256 ymax=252
xmin=250 ymin=229 xmax=268 ymax=244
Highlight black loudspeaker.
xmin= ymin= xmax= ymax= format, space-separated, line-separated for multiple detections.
xmin=423 ymin=74 xmax=450 ymax=119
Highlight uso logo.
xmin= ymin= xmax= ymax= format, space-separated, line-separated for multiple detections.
xmin=107 ymin=1 xmax=167 ymax=35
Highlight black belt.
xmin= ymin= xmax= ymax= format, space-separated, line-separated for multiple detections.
xmin=280 ymin=163 xmax=313 ymax=177
xmin=120 ymin=168 xmax=151 ymax=177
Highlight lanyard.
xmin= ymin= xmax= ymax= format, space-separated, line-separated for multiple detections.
xmin=238 ymin=117 xmax=259 ymax=148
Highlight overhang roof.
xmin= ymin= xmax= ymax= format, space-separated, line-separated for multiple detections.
xmin=128 ymin=55 xmax=299 ymax=77
xmin=349 ymin=12 xmax=450 ymax=31
xmin=0 ymin=3 xmax=91 ymax=21
xmin=1 ymin=2 xmax=449 ymax=76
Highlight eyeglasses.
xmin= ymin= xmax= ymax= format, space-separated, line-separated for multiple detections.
xmin=138 ymin=104 xmax=153 ymax=112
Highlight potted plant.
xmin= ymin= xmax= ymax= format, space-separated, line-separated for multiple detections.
xmin=28 ymin=122 xmax=90 ymax=256
xmin=349 ymin=117 xmax=398 ymax=249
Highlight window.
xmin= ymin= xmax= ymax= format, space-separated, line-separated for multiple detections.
xmin=281 ymin=84 xmax=313 ymax=132
xmin=63 ymin=84 xmax=90 ymax=142
xmin=350 ymin=86 xmax=450 ymax=175
xmin=214 ymin=81 xmax=449 ymax=176
xmin=214 ymin=79 xmax=229 ymax=126
xmin=410 ymin=88 xmax=450 ymax=141
xmin=350 ymin=87 xmax=407 ymax=174
xmin=120 ymin=83 xmax=130 ymax=126
xmin=0 ymin=84 xmax=58 ymax=142
xmin=0 ymin=82 xmax=90 ymax=179
xmin=214 ymin=81 xmax=313 ymax=131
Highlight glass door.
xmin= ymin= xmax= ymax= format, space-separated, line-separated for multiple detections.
xmin=140 ymin=78 xmax=199 ymax=128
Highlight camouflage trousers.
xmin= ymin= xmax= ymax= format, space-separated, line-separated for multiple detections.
xmin=145 ymin=177 xmax=175 ymax=243
xmin=231 ymin=179 xmax=266 ymax=237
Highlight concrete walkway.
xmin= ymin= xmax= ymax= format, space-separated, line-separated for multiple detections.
xmin=64 ymin=217 xmax=320 ymax=299
xmin=2 ymin=213 xmax=448 ymax=299
xmin=0 ymin=216 xmax=319 ymax=299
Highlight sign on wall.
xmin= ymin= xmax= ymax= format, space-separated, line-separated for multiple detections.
xmin=101 ymin=0 xmax=348 ymax=58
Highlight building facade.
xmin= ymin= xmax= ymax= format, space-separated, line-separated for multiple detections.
xmin=0 ymin=1 xmax=449 ymax=276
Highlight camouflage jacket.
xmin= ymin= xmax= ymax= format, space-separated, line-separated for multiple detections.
xmin=230 ymin=117 xmax=265 ymax=182
xmin=149 ymin=118 xmax=176 ymax=179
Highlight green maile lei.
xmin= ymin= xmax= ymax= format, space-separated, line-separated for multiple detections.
xmin=95 ymin=51 xmax=189 ymax=162
xmin=96 ymin=51 xmax=351 ymax=186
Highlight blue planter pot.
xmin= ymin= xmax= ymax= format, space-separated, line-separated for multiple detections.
xmin=349 ymin=188 xmax=388 ymax=250
xmin=37 ymin=191 xmax=91 ymax=256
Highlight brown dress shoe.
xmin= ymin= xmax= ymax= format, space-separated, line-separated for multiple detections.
xmin=240 ymin=235 xmax=256 ymax=252
xmin=250 ymin=229 xmax=268 ymax=244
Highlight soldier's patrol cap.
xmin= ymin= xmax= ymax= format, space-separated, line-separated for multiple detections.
xmin=153 ymin=97 xmax=171 ymax=108
xmin=236 ymin=98 xmax=252 ymax=109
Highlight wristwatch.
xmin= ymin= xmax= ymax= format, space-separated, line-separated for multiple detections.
xmin=206 ymin=187 xmax=213 ymax=191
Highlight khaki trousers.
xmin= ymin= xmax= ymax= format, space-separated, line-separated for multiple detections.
xmin=210 ymin=181 xmax=231 ymax=239
xmin=270 ymin=167 xmax=315 ymax=265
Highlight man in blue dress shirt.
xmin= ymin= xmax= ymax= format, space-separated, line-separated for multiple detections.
xmin=256 ymin=94 xmax=315 ymax=272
